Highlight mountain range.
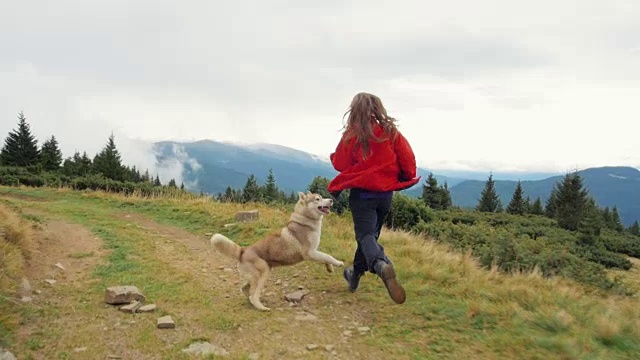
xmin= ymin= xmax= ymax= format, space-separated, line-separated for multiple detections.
xmin=153 ymin=140 xmax=640 ymax=226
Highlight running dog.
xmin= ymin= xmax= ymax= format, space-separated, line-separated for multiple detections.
xmin=211 ymin=191 xmax=344 ymax=311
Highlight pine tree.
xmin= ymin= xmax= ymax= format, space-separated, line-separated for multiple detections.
xmin=62 ymin=151 xmax=92 ymax=177
xmin=142 ymin=169 xmax=151 ymax=182
xmin=1 ymin=111 xmax=40 ymax=167
xmin=602 ymin=207 xmax=612 ymax=227
xmin=168 ymin=178 xmax=177 ymax=188
xmin=422 ymin=173 xmax=453 ymax=210
xmin=476 ymin=174 xmax=501 ymax=213
xmin=441 ymin=181 xmax=453 ymax=209
xmin=610 ymin=206 xmax=624 ymax=232
xmin=38 ymin=135 xmax=63 ymax=171
xmin=530 ymin=197 xmax=544 ymax=215
xmin=506 ymin=181 xmax=526 ymax=215
xmin=628 ymin=221 xmax=640 ymax=236
xmin=79 ymin=152 xmax=92 ymax=175
xmin=545 ymin=188 xmax=558 ymax=218
xmin=153 ymin=175 xmax=161 ymax=186
xmin=554 ymin=172 xmax=589 ymax=231
xmin=263 ymin=168 xmax=279 ymax=203
xmin=421 ymin=173 xmax=441 ymax=209
xmin=221 ymin=186 xmax=235 ymax=202
xmin=524 ymin=195 xmax=532 ymax=214
xmin=577 ymin=197 xmax=603 ymax=246
xmin=242 ymin=174 xmax=262 ymax=203
xmin=180 ymin=182 xmax=185 ymax=191
xmin=93 ymin=133 xmax=124 ymax=181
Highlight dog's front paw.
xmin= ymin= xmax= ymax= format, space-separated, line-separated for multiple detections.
xmin=335 ymin=260 xmax=344 ymax=267
xmin=325 ymin=263 xmax=334 ymax=273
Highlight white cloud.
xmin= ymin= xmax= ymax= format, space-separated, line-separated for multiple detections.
xmin=1 ymin=0 xmax=639 ymax=173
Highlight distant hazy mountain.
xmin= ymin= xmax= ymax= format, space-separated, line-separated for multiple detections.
xmin=448 ymin=166 xmax=640 ymax=226
xmin=154 ymin=140 xmax=465 ymax=195
xmin=153 ymin=140 xmax=640 ymax=225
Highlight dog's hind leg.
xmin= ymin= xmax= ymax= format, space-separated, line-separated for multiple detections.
xmin=237 ymin=263 xmax=252 ymax=298
xmin=248 ymin=259 xmax=271 ymax=312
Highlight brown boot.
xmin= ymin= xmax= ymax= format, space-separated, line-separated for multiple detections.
xmin=375 ymin=261 xmax=406 ymax=304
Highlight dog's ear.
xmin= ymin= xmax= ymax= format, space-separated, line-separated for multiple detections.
xmin=298 ymin=192 xmax=306 ymax=201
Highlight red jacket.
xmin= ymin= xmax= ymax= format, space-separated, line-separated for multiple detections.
xmin=327 ymin=124 xmax=421 ymax=193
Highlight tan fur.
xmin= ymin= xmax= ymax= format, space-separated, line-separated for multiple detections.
xmin=210 ymin=191 xmax=344 ymax=311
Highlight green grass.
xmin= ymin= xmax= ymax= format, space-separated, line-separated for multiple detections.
xmin=2 ymin=186 xmax=640 ymax=359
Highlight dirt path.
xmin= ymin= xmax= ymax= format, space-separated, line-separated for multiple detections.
xmin=116 ymin=212 xmax=383 ymax=359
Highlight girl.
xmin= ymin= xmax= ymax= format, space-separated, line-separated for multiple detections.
xmin=327 ymin=92 xmax=420 ymax=304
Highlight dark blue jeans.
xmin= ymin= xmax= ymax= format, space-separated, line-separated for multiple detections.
xmin=349 ymin=189 xmax=393 ymax=276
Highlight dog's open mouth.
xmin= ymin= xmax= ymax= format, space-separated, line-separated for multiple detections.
xmin=318 ymin=206 xmax=331 ymax=214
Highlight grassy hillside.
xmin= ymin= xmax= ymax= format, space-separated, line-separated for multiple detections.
xmin=1 ymin=186 xmax=640 ymax=359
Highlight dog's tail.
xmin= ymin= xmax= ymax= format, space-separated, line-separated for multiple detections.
xmin=210 ymin=233 xmax=243 ymax=261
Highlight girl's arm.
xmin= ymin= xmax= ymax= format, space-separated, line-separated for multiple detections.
xmin=394 ymin=132 xmax=417 ymax=180
xmin=330 ymin=136 xmax=354 ymax=172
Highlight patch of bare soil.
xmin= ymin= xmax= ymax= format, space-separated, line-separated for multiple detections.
xmin=0 ymin=190 xmax=49 ymax=202
xmin=24 ymin=221 xmax=107 ymax=284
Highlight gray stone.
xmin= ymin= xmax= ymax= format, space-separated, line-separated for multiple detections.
xmin=284 ymin=290 xmax=310 ymax=303
xmin=19 ymin=278 xmax=32 ymax=297
xmin=306 ymin=344 xmax=318 ymax=351
xmin=137 ymin=304 xmax=157 ymax=312
xmin=156 ymin=315 xmax=175 ymax=329
xmin=54 ymin=262 xmax=65 ymax=271
xmin=358 ymin=326 xmax=371 ymax=333
xmin=119 ymin=300 xmax=142 ymax=313
xmin=182 ymin=342 xmax=228 ymax=357
xmin=294 ymin=312 xmax=318 ymax=321
xmin=325 ymin=345 xmax=335 ymax=352
xmin=235 ymin=210 xmax=259 ymax=222
xmin=104 ymin=285 xmax=145 ymax=305
xmin=0 ymin=349 xmax=17 ymax=360
xmin=44 ymin=279 xmax=57 ymax=285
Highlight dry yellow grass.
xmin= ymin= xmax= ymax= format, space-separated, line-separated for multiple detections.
xmin=0 ymin=203 xmax=33 ymax=294
xmin=0 ymin=202 xmax=35 ymax=348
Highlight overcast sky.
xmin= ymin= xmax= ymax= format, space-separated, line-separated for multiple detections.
xmin=1 ymin=0 xmax=639 ymax=174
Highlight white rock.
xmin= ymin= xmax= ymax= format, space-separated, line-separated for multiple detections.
xmin=182 ymin=342 xmax=228 ymax=357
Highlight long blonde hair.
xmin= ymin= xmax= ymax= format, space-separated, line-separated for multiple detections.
xmin=342 ymin=92 xmax=398 ymax=159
